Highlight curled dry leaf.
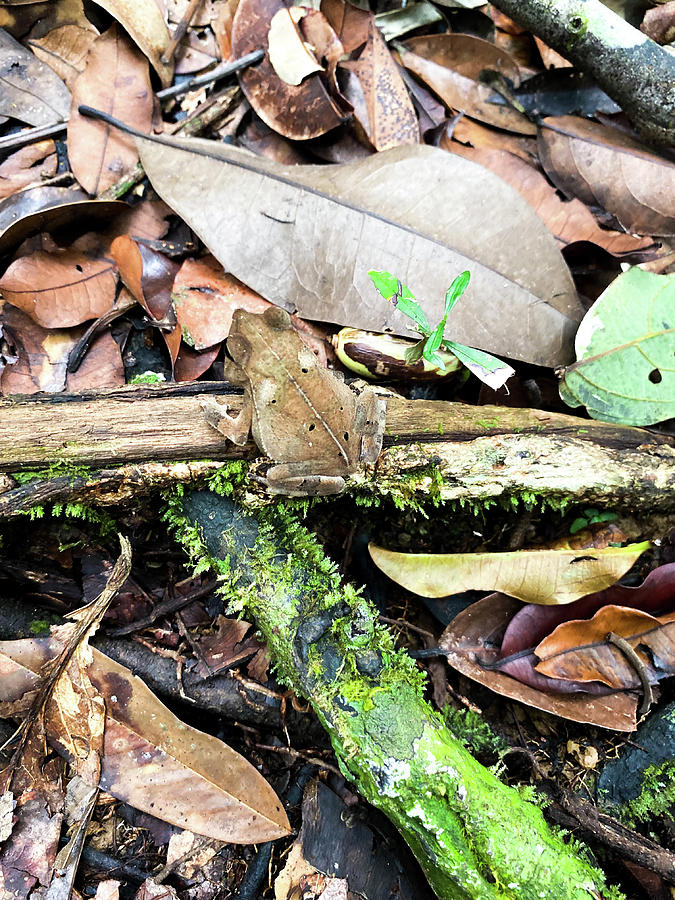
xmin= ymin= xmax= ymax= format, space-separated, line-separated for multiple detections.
xmin=538 ymin=116 xmax=675 ymax=236
xmin=404 ymin=33 xmax=522 ymax=85
xmin=232 ymin=0 xmax=344 ymax=140
xmin=535 ymin=605 xmax=675 ymax=690
xmin=0 ymin=140 xmax=57 ymax=202
xmin=123 ymin=124 xmax=581 ymax=365
xmin=0 ymin=250 xmax=117 ymax=328
xmin=396 ymin=39 xmax=536 ymax=136
xmin=368 ymin=540 xmax=650 ymax=605
xmin=89 ymin=0 xmax=173 ymax=86
xmin=0 ymin=639 xmax=291 ymax=843
xmin=0 ymin=27 xmax=71 ymax=126
xmin=110 ymin=235 xmax=178 ymax=323
xmin=443 ymin=143 xmax=654 ymax=255
xmin=439 ymin=593 xmax=638 ymax=730
xmin=174 ymin=342 xmax=220 ymax=382
xmin=447 ymin=117 xmax=537 ymax=164
xmin=267 ymin=7 xmax=324 ymax=86
xmin=69 ymin=24 xmax=154 ymax=196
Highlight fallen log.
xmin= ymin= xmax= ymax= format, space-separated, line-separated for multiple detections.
xmin=0 ymin=385 xmax=672 ymax=517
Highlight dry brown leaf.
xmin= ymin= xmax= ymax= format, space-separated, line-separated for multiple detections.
xmin=123 ymin=126 xmax=581 ymax=365
xmin=89 ymin=0 xmax=173 ymax=86
xmin=174 ymin=342 xmax=220 ymax=382
xmin=232 ymin=0 xmax=344 ymax=141
xmin=403 ymin=33 xmax=522 ymax=85
xmin=340 ymin=18 xmax=418 ymax=151
xmin=368 ymin=541 xmax=650 ymax=605
xmin=640 ymin=2 xmax=675 ymax=44
xmin=0 ymin=249 xmax=117 ymax=328
xmin=538 ymin=116 xmax=675 ymax=236
xmin=443 ymin=143 xmax=654 ymax=254
xmin=0 ymin=639 xmax=291 ymax=842
xmin=268 ymin=7 xmax=323 ymax=86
xmin=27 ymin=23 xmax=99 ymax=88
xmin=0 ymin=140 xmax=57 ymax=201
xmin=396 ymin=41 xmax=536 ymax=135
xmin=0 ymin=27 xmax=71 ymax=126
xmin=438 ymin=593 xmax=638 ymax=730
xmin=69 ymin=24 xmax=153 ymax=196
xmin=447 ymin=117 xmax=537 ymax=164
xmin=0 ymin=303 xmax=124 ymax=394
xmin=535 ymin=605 xmax=675 ymax=689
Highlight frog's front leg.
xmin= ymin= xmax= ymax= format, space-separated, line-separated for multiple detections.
xmin=201 ymin=393 xmax=252 ymax=447
xmin=355 ymin=390 xmax=387 ymax=463
xmin=264 ymin=462 xmax=346 ymax=497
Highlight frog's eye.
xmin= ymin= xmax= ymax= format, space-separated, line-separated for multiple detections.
xmin=264 ymin=307 xmax=291 ymax=330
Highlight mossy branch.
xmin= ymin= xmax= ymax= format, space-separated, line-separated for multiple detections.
xmin=168 ymin=487 xmax=610 ymax=900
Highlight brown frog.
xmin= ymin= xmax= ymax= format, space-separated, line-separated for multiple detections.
xmin=201 ymin=307 xmax=386 ymax=496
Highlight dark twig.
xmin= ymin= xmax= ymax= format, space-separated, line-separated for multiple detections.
xmin=606 ymin=631 xmax=654 ymax=719
xmin=0 ymin=122 xmax=66 ymax=153
xmin=156 ymin=49 xmax=264 ymax=100
xmin=161 ymin=0 xmax=204 ymax=64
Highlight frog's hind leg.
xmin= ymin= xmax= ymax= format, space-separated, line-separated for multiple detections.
xmin=201 ymin=395 xmax=251 ymax=446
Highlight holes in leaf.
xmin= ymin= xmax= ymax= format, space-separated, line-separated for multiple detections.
xmin=649 ymin=368 xmax=662 ymax=384
xmin=75 ymin=264 xmax=83 ymax=272
xmin=344 ymin=432 xmax=349 ymax=441
xmin=301 ymin=367 xmax=309 ymax=374
xmin=308 ymin=424 xmax=315 ymax=431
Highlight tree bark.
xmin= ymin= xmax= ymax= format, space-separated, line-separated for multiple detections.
xmin=171 ymin=490 xmax=609 ymax=900
xmin=488 ymin=0 xmax=675 ymax=145
xmin=0 ymin=386 xmax=672 ymax=517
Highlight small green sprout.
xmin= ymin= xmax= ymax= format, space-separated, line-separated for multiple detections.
xmin=368 ymin=270 xmax=514 ymax=389
xmin=569 ymin=508 xmax=618 ymax=535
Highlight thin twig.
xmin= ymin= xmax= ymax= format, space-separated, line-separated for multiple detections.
xmin=606 ymin=631 xmax=654 ymax=719
xmin=156 ymin=49 xmax=264 ymax=100
xmin=161 ymin=0 xmax=204 ymax=64
xmin=256 ymin=743 xmax=343 ymax=777
xmin=0 ymin=122 xmax=66 ymax=153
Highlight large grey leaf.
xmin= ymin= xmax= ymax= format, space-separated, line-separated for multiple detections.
xmin=103 ymin=118 xmax=582 ymax=364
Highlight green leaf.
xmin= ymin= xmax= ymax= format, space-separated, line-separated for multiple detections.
xmin=444 ymin=270 xmax=471 ymax=317
xmin=443 ymin=340 xmax=515 ymax=390
xmin=559 ymin=268 xmax=675 ymax=426
xmin=368 ymin=270 xmax=430 ymax=332
xmin=569 ymin=517 xmax=589 ymax=535
xmin=403 ymin=338 xmax=427 ymax=365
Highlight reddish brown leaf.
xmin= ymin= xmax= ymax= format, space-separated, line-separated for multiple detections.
xmin=0 ymin=140 xmax=57 ymax=201
xmin=538 ymin=116 xmax=675 ymax=236
xmin=66 ymin=329 xmax=124 ymax=390
xmin=535 ymin=605 xmax=675 ymax=689
xmin=396 ymin=41 xmax=536 ymax=135
xmin=111 ymin=236 xmax=178 ymax=323
xmin=174 ymin=342 xmax=220 ymax=382
xmin=443 ymin=143 xmax=654 ymax=255
xmin=196 ymin=616 xmax=262 ymax=676
xmin=172 ymin=256 xmax=273 ymax=350
xmin=439 ymin=593 xmax=637 ymax=730
xmin=0 ymin=249 xmax=117 ymax=328
xmin=0 ymin=639 xmax=291 ymax=842
xmin=68 ymin=24 xmax=153 ymax=195
xmin=232 ymin=0 xmax=344 ymax=140
xmin=447 ymin=117 xmax=537 ymax=164
xmin=640 ymin=2 xmax=675 ymax=45
xmin=89 ymin=0 xmax=173 ymax=87
xmin=340 ymin=18 xmax=418 ymax=151
xmin=239 ymin=115 xmax=313 ymax=164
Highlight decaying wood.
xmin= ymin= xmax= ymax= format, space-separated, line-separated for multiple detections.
xmin=0 ymin=384 xmax=672 ymax=516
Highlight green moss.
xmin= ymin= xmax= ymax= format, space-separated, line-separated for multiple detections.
xmin=13 ymin=459 xmax=93 ymax=486
xmin=618 ymin=759 xmax=675 ymax=825
xmin=128 ymin=372 xmax=166 ymax=385
xmin=442 ymin=706 xmax=506 ymax=757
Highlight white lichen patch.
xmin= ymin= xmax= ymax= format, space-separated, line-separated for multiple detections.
xmin=379 ymin=758 xmax=411 ymax=796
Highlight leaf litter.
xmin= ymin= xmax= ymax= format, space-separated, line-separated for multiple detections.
xmin=0 ymin=1 xmax=674 ymax=896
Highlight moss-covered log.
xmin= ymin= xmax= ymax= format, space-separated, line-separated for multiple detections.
xmin=171 ymin=489 xmax=609 ymax=899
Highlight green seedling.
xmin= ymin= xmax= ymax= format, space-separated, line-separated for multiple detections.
xmin=368 ymin=270 xmax=514 ymax=390
xmin=569 ymin=508 xmax=618 ymax=535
